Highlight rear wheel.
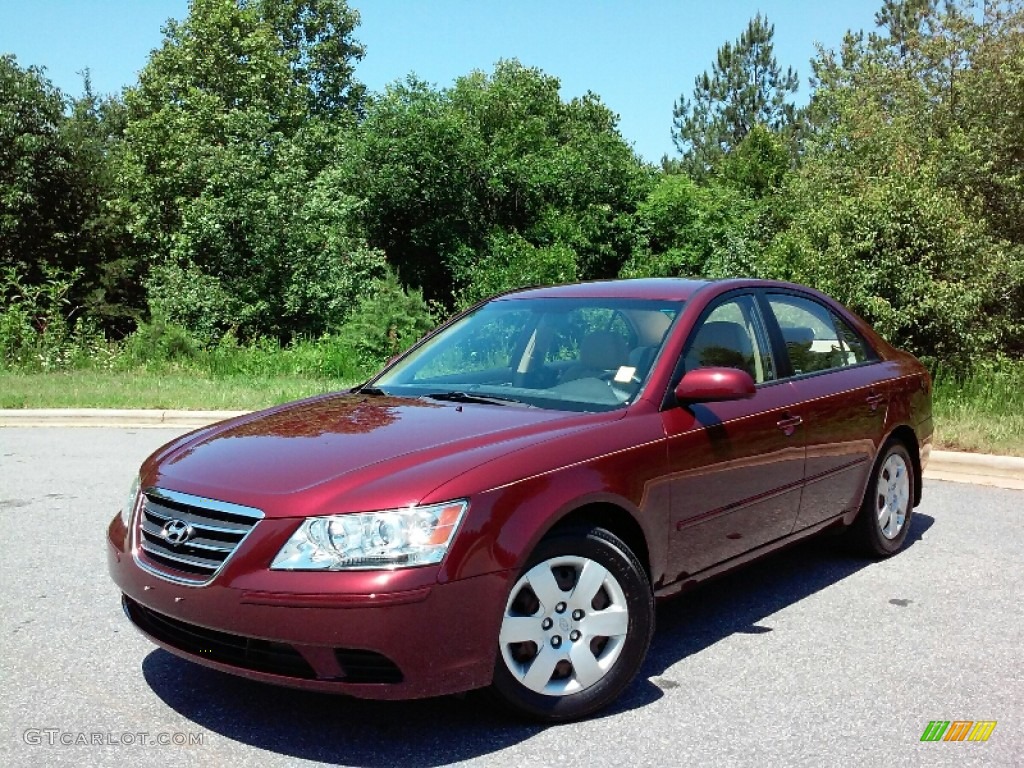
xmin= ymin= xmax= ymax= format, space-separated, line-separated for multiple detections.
xmin=491 ymin=526 xmax=653 ymax=721
xmin=849 ymin=441 xmax=915 ymax=557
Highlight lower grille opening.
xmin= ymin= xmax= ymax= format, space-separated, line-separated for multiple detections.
xmin=334 ymin=648 xmax=404 ymax=684
xmin=123 ymin=596 xmax=315 ymax=679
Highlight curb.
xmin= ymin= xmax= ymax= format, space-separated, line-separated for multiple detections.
xmin=924 ymin=450 xmax=1024 ymax=491
xmin=1 ymin=409 xmax=1022 ymax=490
xmin=0 ymin=408 xmax=247 ymax=429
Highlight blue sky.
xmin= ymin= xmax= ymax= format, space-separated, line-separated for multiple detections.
xmin=1 ymin=1 xmax=883 ymax=162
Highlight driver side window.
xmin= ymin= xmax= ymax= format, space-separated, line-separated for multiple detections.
xmin=684 ymin=295 xmax=775 ymax=384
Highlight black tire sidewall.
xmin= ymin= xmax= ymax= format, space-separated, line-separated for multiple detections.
xmin=491 ymin=526 xmax=654 ymax=721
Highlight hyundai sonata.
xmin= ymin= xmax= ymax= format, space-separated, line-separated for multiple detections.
xmin=108 ymin=278 xmax=932 ymax=721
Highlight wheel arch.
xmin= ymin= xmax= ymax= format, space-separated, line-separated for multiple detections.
xmin=545 ymin=502 xmax=653 ymax=588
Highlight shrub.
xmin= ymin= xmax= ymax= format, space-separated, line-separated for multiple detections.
xmin=144 ymin=261 xmax=240 ymax=348
xmin=456 ymin=230 xmax=578 ymax=309
xmin=121 ymin=317 xmax=198 ymax=366
xmin=762 ymin=168 xmax=1007 ymax=372
xmin=336 ymin=270 xmax=437 ymax=372
xmin=0 ymin=265 xmax=110 ymax=370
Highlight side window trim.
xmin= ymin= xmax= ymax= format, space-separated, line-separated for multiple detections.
xmin=755 ymin=289 xmax=795 ymax=379
xmin=746 ymin=294 xmax=777 ymax=384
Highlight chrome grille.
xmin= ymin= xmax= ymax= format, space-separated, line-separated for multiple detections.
xmin=136 ymin=488 xmax=263 ymax=585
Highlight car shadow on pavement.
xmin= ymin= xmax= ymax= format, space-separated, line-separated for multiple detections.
xmin=143 ymin=652 xmax=554 ymax=765
xmin=640 ymin=512 xmax=936 ymax=687
xmin=142 ymin=513 xmax=934 ymax=766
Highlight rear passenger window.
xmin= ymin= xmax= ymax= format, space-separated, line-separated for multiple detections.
xmin=766 ymin=294 xmax=873 ymax=375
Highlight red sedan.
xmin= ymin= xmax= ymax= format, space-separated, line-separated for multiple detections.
xmin=108 ymin=278 xmax=933 ymax=721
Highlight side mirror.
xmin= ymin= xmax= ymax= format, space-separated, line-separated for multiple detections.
xmin=674 ymin=367 xmax=756 ymax=404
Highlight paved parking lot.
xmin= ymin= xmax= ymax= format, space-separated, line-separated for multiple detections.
xmin=1 ymin=427 xmax=1021 ymax=767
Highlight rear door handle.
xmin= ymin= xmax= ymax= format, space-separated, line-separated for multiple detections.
xmin=866 ymin=392 xmax=886 ymax=411
xmin=776 ymin=414 xmax=803 ymax=436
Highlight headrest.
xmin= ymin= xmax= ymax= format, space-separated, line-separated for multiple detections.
xmin=580 ymin=331 xmax=628 ymax=370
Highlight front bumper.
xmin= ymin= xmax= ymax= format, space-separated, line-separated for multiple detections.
xmin=108 ymin=516 xmax=511 ymax=699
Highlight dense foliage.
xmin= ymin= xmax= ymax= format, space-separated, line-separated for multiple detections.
xmin=766 ymin=0 xmax=1024 ymax=367
xmin=343 ymin=62 xmax=651 ymax=308
xmin=1 ymin=0 xmax=1021 ymax=378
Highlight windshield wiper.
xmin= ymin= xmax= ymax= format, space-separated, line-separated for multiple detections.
xmin=354 ymin=385 xmax=387 ymax=396
xmin=422 ymin=391 xmax=532 ymax=407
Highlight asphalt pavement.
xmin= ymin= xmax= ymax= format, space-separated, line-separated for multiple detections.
xmin=0 ymin=427 xmax=1021 ymax=768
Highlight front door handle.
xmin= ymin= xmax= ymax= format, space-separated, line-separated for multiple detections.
xmin=776 ymin=414 xmax=803 ymax=436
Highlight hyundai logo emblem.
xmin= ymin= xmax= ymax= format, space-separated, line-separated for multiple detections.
xmin=161 ymin=519 xmax=194 ymax=546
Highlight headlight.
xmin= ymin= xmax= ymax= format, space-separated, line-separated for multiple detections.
xmin=121 ymin=476 xmax=140 ymax=526
xmin=270 ymin=500 xmax=468 ymax=571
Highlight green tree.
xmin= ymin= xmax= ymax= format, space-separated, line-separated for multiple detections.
xmin=1 ymin=56 xmax=77 ymax=283
xmin=249 ymin=0 xmax=366 ymax=114
xmin=764 ymin=164 xmax=1002 ymax=370
xmin=342 ymin=75 xmax=486 ymax=303
xmin=627 ymin=125 xmax=790 ymax=282
xmin=336 ymin=269 xmax=436 ymax=370
xmin=873 ymin=0 xmax=936 ymax=59
xmin=457 ymin=231 xmax=579 ymax=307
xmin=622 ymin=173 xmax=752 ymax=280
xmin=671 ymin=14 xmax=799 ymax=173
xmin=1 ymin=57 xmax=136 ymax=334
xmin=120 ymin=0 xmax=372 ymax=340
xmin=346 ymin=60 xmax=650 ymax=307
xmin=62 ymin=75 xmax=140 ymax=333
xmin=715 ymin=123 xmax=790 ymax=199
xmin=771 ymin=0 xmax=1024 ymax=367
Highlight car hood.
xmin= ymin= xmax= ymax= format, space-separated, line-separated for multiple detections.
xmin=144 ymin=392 xmax=618 ymax=517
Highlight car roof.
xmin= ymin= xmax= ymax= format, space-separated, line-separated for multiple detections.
xmin=497 ymin=278 xmax=711 ymax=302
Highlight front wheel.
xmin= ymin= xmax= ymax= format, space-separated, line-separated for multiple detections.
xmin=849 ymin=441 xmax=915 ymax=557
xmin=491 ymin=526 xmax=653 ymax=721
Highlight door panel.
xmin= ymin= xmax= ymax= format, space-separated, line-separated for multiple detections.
xmin=662 ymin=292 xmax=805 ymax=581
xmin=762 ymin=292 xmax=891 ymax=530
xmin=663 ymin=382 xmax=806 ymax=579
xmin=791 ymin=365 xmax=890 ymax=529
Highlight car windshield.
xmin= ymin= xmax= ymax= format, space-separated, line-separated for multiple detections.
xmin=372 ymin=296 xmax=682 ymax=412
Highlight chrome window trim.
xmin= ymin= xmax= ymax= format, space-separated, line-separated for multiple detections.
xmin=131 ymin=487 xmax=265 ymax=588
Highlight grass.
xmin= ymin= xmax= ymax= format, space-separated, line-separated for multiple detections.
xmin=1 ymin=361 xmax=1021 ymax=457
xmin=0 ymin=369 xmax=355 ymax=411
xmin=931 ymin=361 xmax=1024 ymax=456
xmin=0 ymin=330 xmax=368 ymax=411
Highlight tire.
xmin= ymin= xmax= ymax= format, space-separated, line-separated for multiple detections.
xmin=491 ymin=526 xmax=654 ymax=722
xmin=849 ymin=441 xmax=915 ymax=557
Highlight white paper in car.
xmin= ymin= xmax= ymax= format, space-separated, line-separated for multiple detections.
xmin=614 ymin=366 xmax=637 ymax=383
